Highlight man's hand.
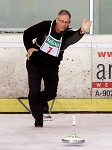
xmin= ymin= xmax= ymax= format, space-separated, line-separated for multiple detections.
xmin=81 ymin=18 xmax=92 ymax=33
xmin=26 ymin=48 xmax=38 ymax=60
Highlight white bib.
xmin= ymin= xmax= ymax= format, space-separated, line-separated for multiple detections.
xmin=40 ymin=22 xmax=62 ymax=57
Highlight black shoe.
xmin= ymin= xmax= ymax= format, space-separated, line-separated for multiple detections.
xmin=35 ymin=119 xmax=43 ymax=127
xmin=43 ymin=102 xmax=49 ymax=114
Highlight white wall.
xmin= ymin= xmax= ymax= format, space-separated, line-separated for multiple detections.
xmin=0 ymin=34 xmax=112 ymax=98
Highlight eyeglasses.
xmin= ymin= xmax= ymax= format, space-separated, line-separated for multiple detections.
xmin=58 ymin=18 xmax=70 ymax=24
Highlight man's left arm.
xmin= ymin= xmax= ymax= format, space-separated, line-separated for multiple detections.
xmin=62 ymin=18 xmax=92 ymax=50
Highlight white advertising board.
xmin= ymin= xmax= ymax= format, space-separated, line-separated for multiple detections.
xmin=92 ymin=43 xmax=112 ymax=98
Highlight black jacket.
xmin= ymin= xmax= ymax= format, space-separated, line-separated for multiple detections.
xmin=23 ymin=20 xmax=84 ymax=68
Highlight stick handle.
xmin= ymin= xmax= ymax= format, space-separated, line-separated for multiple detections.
xmin=73 ymin=115 xmax=76 ymax=126
xmin=72 ymin=115 xmax=76 ymax=134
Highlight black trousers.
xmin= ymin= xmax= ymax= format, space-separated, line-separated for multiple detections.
xmin=26 ymin=60 xmax=59 ymax=120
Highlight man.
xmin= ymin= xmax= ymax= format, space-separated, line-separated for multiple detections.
xmin=23 ymin=10 xmax=92 ymax=127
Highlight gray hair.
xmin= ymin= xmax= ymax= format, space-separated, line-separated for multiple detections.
xmin=58 ymin=10 xmax=71 ymax=18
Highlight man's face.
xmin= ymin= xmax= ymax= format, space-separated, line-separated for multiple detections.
xmin=55 ymin=15 xmax=71 ymax=33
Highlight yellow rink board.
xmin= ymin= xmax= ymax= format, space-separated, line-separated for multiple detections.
xmin=0 ymin=99 xmax=112 ymax=112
